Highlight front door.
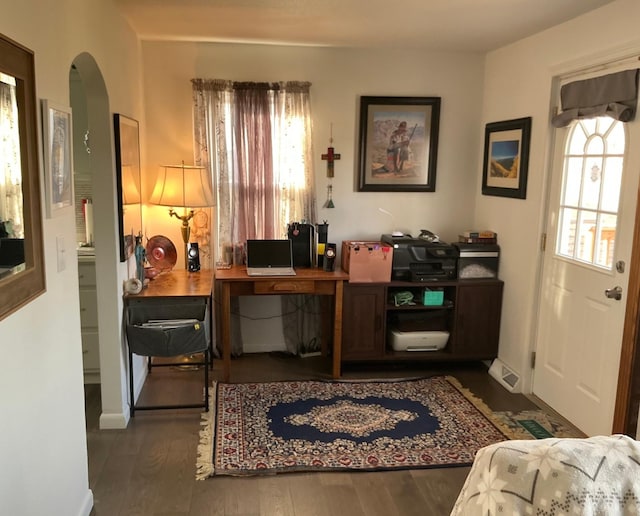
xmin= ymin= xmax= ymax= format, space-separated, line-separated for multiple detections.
xmin=533 ymin=83 xmax=640 ymax=435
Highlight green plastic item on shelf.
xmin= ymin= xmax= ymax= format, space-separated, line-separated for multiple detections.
xmin=393 ymin=291 xmax=415 ymax=306
xmin=423 ymin=288 xmax=444 ymax=306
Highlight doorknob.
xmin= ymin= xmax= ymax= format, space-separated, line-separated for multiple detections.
xmin=605 ymin=286 xmax=623 ymax=300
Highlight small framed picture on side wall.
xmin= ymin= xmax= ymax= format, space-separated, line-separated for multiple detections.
xmin=42 ymin=100 xmax=74 ymax=217
xmin=482 ymin=117 xmax=532 ymax=199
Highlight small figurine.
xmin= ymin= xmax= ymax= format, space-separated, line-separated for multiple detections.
xmin=134 ymin=234 xmax=146 ymax=287
xmin=323 ymin=185 xmax=335 ymax=209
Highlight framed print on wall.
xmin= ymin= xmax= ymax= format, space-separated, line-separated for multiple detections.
xmin=113 ymin=113 xmax=142 ymax=262
xmin=481 ymin=117 xmax=532 ymax=199
xmin=42 ymin=100 xmax=74 ymax=217
xmin=357 ymin=96 xmax=441 ymax=192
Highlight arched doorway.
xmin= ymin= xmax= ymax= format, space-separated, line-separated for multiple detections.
xmin=70 ymin=54 xmax=130 ymax=429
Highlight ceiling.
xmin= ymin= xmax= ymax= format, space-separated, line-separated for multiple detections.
xmin=114 ymin=0 xmax=615 ymax=52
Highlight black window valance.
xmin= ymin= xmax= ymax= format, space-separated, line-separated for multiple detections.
xmin=552 ymin=69 xmax=639 ymax=128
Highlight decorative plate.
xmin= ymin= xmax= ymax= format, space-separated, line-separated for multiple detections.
xmin=145 ymin=235 xmax=177 ymax=271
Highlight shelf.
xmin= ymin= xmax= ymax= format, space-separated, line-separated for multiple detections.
xmin=342 ymin=349 xmax=454 ymax=362
xmin=386 ymin=300 xmax=454 ymax=311
xmin=341 ymin=280 xmax=503 ymax=365
xmin=385 ymin=349 xmax=452 ymax=360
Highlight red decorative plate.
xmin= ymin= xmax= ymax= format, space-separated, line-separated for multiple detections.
xmin=145 ymin=235 xmax=177 ymax=272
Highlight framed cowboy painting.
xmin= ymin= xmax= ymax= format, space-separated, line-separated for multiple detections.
xmin=357 ymin=96 xmax=441 ymax=192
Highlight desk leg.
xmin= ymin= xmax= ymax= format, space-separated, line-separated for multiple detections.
xmin=221 ymin=282 xmax=231 ymax=382
xmin=208 ymin=293 xmax=214 ymax=369
xmin=332 ymin=279 xmax=344 ymax=379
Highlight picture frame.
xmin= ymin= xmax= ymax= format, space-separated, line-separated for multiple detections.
xmin=42 ymin=100 xmax=74 ymax=217
xmin=481 ymin=117 xmax=532 ymax=199
xmin=114 ymin=113 xmax=143 ymax=262
xmin=357 ymin=96 xmax=441 ymax=192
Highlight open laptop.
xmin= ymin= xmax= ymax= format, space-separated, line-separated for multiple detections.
xmin=246 ymin=239 xmax=296 ymax=276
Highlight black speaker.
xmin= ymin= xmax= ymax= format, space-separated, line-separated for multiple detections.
xmin=187 ymin=242 xmax=201 ymax=272
xmin=323 ymin=243 xmax=337 ymax=272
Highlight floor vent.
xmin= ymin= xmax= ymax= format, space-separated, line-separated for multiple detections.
xmin=489 ymin=359 xmax=521 ymax=393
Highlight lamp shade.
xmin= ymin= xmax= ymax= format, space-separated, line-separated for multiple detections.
xmin=149 ymin=162 xmax=215 ymax=208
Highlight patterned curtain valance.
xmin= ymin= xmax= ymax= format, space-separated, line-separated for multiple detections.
xmin=552 ymin=69 xmax=639 ymax=128
xmin=190 ymin=79 xmax=311 ymax=93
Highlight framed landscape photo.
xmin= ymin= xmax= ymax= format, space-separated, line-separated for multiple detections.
xmin=481 ymin=117 xmax=532 ymax=199
xmin=42 ymin=100 xmax=74 ymax=217
xmin=357 ymin=96 xmax=441 ymax=192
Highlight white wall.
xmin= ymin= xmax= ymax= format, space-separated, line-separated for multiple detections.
xmin=1 ymin=0 xmax=637 ymax=514
xmin=140 ymin=42 xmax=485 ymax=253
xmin=0 ymin=1 xmax=143 ymax=515
xmin=140 ymin=42 xmax=485 ymax=350
xmin=478 ymin=0 xmax=640 ymax=393
xmin=140 ymin=1 xmax=640 ymax=367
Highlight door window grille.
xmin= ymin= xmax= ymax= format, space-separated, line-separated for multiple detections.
xmin=556 ymin=117 xmax=626 ymax=269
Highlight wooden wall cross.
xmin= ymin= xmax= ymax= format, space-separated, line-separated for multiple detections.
xmin=321 ymin=146 xmax=340 ymax=178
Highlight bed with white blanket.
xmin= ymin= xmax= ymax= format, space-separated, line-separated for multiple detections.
xmin=451 ymin=434 xmax=640 ymax=515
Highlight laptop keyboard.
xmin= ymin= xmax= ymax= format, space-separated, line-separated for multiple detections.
xmin=247 ymin=267 xmax=296 ymax=276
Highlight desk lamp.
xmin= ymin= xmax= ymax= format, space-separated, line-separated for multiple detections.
xmin=149 ymin=161 xmax=214 ymax=268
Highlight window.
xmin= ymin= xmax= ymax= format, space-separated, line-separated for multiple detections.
xmin=0 ymin=72 xmax=23 ymax=238
xmin=556 ymin=117 xmax=626 ymax=269
xmin=192 ymin=80 xmax=316 ymax=251
xmin=192 ymin=80 xmax=319 ymax=357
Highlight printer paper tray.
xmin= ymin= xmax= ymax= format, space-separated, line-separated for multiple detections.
xmin=389 ymin=329 xmax=449 ymax=352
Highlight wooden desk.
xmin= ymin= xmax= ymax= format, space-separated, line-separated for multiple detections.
xmin=130 ymin=269 xmax=214 ymax=299
xmin=214 ymin=266 xmax=349 ymax=381
xmin=125 ymin=269 xmax=214 ymax=364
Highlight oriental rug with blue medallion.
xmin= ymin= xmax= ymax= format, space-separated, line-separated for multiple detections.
xmin=196 ymin=376 xmax=515 ymax=479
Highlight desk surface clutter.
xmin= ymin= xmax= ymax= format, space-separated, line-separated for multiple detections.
xmin=130 ymin=268 xmax=214 ymax=298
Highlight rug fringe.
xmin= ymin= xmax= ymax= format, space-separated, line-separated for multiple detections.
xmin=195 ymin=381 xmax=217 ymax=481
xmin=445 ymin=375 xmax=520 ymax=440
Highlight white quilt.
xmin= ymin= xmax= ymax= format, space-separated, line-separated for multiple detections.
xmin=451 ymin=434 xmax=640 ymax=515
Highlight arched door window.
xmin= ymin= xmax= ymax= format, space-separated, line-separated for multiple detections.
xmin=557 ymin=117 xmax=626 ymax=269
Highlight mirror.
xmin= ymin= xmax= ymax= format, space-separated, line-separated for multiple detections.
xmin=0 ymin=33 xmax=45 ymax=321
xmin=114 ymin=114 xmax=142 ymax=262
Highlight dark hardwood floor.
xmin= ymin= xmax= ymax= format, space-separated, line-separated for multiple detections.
xmin=85 ymin=353 xmax=578 ymax=516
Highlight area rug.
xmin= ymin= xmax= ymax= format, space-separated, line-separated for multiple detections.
xmin=196 ymin=376 xmax=517 ymax=479
xmin=493 ymin=409 xmax=585 ymax=439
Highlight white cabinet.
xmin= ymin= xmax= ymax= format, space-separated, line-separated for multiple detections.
xmin=78 ymin=257 xmax=100 ymax=383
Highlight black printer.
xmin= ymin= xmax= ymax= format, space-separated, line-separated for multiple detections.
xmin=381 ymin=232 xmax=458 ymax=282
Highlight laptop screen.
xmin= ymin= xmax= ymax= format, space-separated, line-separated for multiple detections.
xmin=246 ymin=239 xmax=293 ymax=268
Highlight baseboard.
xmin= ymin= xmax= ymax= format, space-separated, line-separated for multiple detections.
xmin=488 ymin=358 xmax=522 ymax=393
xmin=83 ymin=371 xmax=100 ymax=384
xmin=99 ymin=411 xmax=129 ymax=429
xmin=76 ymin=489 xmax=94 ymax=516
xmin=133 ymin=358 xmax=148 ymax=403
xmin=99 ymin=356 xmax=146 ymax=429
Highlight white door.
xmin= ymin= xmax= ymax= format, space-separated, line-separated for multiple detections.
xmin=533 ymin=84 xmax=640 ymax=436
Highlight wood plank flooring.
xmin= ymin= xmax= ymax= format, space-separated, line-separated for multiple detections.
xmin=86 ymin=354 xmax=579 ymax=516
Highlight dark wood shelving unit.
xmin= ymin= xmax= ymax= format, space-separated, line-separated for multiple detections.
xmin=341 ymin=279 xmax=503 ymax=364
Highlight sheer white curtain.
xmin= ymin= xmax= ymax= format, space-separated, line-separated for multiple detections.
xmin=0 ymin=76 xmax=23 ymax=238
xmin=192 ymin=79 xmax=318 ymax=356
